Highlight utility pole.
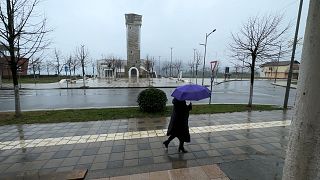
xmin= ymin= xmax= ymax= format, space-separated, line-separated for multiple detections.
xmin=170 ymin=47 xmax=173 ymax=77
xmin=200 ymin=29 xmax=216 ymax=86
xmin=241 ymin=59 xmax=244 ymax=80
xmin=193 ymin=49 xmax=196 ymax=81
xmin=158 ymin=56 xmax=161 ymax=77
xmin=283 ymin=0 xmax=303 ymax=109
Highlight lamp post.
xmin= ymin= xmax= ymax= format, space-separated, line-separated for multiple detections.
xmin=170 ymin=47 xmax=173 ymax=77
xmin=158 ymin=56 xmax=161 ymax=77
xmin=200 ymin=29 xmax=216 ymax=86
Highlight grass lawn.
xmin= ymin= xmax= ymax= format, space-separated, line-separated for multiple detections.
xmin=0 ymin=104 xmax=282 ymax=126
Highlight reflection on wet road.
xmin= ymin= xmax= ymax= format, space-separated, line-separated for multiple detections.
xmin=0 ymin=80 xmax=296 ymax=111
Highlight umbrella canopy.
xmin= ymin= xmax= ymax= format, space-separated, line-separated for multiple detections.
xmin=171 ymin=84 xmax=211 ymax=101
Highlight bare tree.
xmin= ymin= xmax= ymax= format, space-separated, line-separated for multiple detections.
xmin=229 ymin=14 xmax=289 ymax=107
xmin=91 ymin=60 xmax=95 ymax=78
xmin=75 ymin=45 xmax=89 ymax=87
xmin=144 ymin=55 xmax=154 ymax=78
xmin=194 ymin=51 xmax=202 ymax=84
xmin=68 ymin=55 xmax=80 ymax=78
xmin=28 ymin=56 xmax=41 ymax=82
xmin=66 ymin=55 xmax=72 ymax=77
xmin=0 ymin=0 xmax=49 ymax=116
xmin=187 ymin=59 xmax=194 ymax=79
xmin=173 ymin=60 xmax=183 ymax=78
xmin=115 ymin=58 xmax=124 ymax=78
xmin=45 ymin=60 xmax=51 ymax=76
xmin=161 ymin=61 xmax=170 ymax=77
xmin=53 ymin=49 xmax=64 ymax=76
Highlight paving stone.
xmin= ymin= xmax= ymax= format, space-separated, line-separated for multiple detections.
xmin=109 ymin=152 xmax=124 ymax=161
xmin=68 ymin=149 xmax=84 ymax=157
xmin=124 ymin=151 xmax=139 ymax=160
xmin=52 ymin=150 xmax=71 ymax=159
xmin=139 ymin=157 xmax=153 ymax=165
xmin=112 ymin=145 xmax=125 ymax=153
xmin=61 ymin=157 xmax=80 ymax=166
xmin=42 ymin=159 xmax=64 ymax=169
xmin=90 ymin=162 xmax=107 ymax=170
xmin=82 ymin=147 xmax=100 ymax=156
xmin=124 ymin=159 xmax=139 ymax=167
xmin=93 ymin=154 xmax=109 ymax=163
xmin=107 ymin=160 xmax=123 ymax=168
xmin=138 ymin=150 xmax=152 ymax=158
xmin=78 ymin=155 xmax=95 ymax=165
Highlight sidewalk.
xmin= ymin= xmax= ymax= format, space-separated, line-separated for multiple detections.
xmin=0 ymin=110 xmax=292 ymax=179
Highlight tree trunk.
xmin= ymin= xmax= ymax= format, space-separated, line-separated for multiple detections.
xmin=11 ymin=65 xmax=21 ymax=117
xmin=282 ymin=1 xmax=320 ymax=179
xmin=195 ymin=65 xmax=198 ymax=84
xmin=248 ymin=56 xmax=256 ymax=107
xmin=82 ymin=62 xmax=86 ymax=87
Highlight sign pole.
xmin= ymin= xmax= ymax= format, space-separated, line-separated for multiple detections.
xmin=209 ymin=61 xmax=218 ymax=104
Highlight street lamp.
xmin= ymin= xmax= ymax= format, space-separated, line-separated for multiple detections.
xmin=170 ymin=47 xmax=173 ymax=77
xmin=200 ymin=29 xmax=216 ymax=86
xmin=158 ymin=56 xmax=161 ymax=77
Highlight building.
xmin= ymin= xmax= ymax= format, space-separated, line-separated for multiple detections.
xmin=97 ymin=13 xmax=153 ymax=79
xmin=260 ymin=61 xmax=300 ymax=79
xmin=96 ymin=59 xmax=127 ymax=78
xmin=96 ymin=58 xmax=150 ymax=79
xmin=125 ymin=13 xmax=142 ymax=78
xmin=0 ymin=45 xmax=29 ymax=78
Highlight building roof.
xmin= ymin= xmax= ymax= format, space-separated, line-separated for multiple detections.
xmin=260 ymin=61 xmax=300 ymax=67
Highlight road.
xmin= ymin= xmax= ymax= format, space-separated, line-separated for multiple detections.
xmin=0 ymin=80 xmax=297 ymax=111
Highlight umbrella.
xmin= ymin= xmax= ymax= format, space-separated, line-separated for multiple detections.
xmin=171 ymin=84 xmax=211 ymax=101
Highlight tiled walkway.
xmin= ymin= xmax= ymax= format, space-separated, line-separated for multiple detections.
xmin=0 ymin=110 xmax=292 ymax=179
xmin=93 ymin=164 xmax=229 ymax=180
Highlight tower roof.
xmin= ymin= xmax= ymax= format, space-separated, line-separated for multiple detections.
xmin=125 ymin=13 xmax=142 ymax=25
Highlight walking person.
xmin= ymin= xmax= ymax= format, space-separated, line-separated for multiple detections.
xmin=163 ymin=98 xmax=192 ymax=153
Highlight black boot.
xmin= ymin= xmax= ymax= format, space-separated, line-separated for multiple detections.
xmin=163 ymin=140 xmax=169 ymax=148
xmin=163 ymin=136 xmax=175 ymax=149
xmin=178 ymin=141 xmax=188 ymax=153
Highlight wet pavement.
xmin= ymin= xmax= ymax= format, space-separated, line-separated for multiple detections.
xmin=0 ymin=110 xmax=292 ymax=179
xmin=0 ymin=80 xmax=296 ymax=111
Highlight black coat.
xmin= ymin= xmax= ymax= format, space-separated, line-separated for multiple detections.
xmin=167 ymin=98 xmax=192 ymax=142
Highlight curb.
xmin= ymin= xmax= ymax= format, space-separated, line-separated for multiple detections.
xmin=271 ymin=83 xmax=297 ymax=89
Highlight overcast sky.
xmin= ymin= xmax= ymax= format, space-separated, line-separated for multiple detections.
xmin=40 ymin=0 xmax=310 ymax=69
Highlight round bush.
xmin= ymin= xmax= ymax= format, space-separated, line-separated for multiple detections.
xmin=137 ymin=88 xmax=168 ymax=112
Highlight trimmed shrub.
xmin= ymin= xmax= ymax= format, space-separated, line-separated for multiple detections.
xmin=137 ymin=88 xmax=168 ymax=113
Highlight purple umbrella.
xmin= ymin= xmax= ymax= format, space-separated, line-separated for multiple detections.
xmin=171 ymin=84 xmax=211 ymax=101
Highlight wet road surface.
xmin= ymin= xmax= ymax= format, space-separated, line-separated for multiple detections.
xmin=0 ymin=80 xmax=296 ymax=111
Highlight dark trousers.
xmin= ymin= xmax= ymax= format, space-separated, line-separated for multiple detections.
xmin=166 ymin=135 xmax=184 ymax=148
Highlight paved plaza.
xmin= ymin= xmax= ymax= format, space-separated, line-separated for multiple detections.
xmin=0 ymin=110 xmax=291 ymax=179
